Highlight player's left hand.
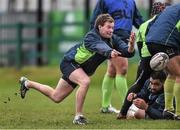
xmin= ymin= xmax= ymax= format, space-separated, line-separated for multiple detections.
xmin=111 ymin=49 xmax=122 ymax=58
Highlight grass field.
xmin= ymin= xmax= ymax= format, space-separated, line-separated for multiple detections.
xmin=0 ymin=63 xmax=180 ymax=129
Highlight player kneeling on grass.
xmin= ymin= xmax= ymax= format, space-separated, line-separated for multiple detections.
xmin=19 ymin=14 xmax=135 ymax=125
xmin=127 ymin=71 xmax=167 ymax=119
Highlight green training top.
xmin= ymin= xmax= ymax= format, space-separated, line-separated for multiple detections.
xmin=136 ymin=15 xmax=157 ymax=58
xmin=176 ymin=20 xmax=180 ymax=32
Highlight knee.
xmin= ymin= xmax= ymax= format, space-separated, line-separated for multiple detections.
xmin=107 ymin=64 xmax=116 ymax=76
xmin=53 ymin=99 xmax=61 ymax=103
xmin=119 ymin=67 xmax=128 ymax=75
xmin=51 ymin=94 xmax=64 ymax=103
xmin=107 ymin=69 xmax=116 ymax=76
xmin=177 ymin=72 xmax=180 ymax=77
xmin=80 ymin=77 xmax=91 ymax=87
xmin=114 ymin=61 xmax=128 ymax=75
xmin=122 ymin=67 xmax=128 ymax=75
xmin=52 ymin=97 xmax=62 ymax=103
xmin=134 ymin=111 xmax=144 ymax=119
xmin=134 ymin=112 xmax=140 ymax=119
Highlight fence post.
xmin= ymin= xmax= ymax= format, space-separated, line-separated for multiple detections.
xmin=16 ymin=23 xmax=23 ymax=69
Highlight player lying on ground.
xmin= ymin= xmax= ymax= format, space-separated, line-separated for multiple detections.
xmin=127 ymin=71 xmax=167 ymax=119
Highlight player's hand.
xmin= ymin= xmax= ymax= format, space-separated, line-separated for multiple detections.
xmin=128 ymin=32 xmax=135 ymax=53
xmin=133 ymin=98 xmax=148 ymax=110
xmin=127 ymin=93 xmax=137 ymax=101
xmin=129 ymin=32 xmax=135 ymax=45
xmin=111 ymin=49 xmax=121 ymax=58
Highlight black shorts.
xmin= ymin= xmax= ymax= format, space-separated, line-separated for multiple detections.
xmin=60 ymin=59 xmax=80 ymax=88
xmin=147 ymin=43 xmax=180 ymax=59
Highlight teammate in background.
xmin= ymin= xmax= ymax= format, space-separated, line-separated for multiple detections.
xmin=146 ymin=4 xmax=180 ymax=120
xmin=19 ymin=14 xmax=136 ymax=125
xmin=117 ymin=2 xmax=167 ymax=119
xmin=90 ymin=0 xmax=143 ymax=113
xmin=127 ymin=71 xmax=167 ymax=119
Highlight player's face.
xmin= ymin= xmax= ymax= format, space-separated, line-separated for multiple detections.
xmin=98 ymin=21 xmax=114 ymax=38
xmin=150 ymin=78 xmax=163 ymax=93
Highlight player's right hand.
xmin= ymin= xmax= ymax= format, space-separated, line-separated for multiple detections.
xmin=111 ymin=49 xmax=121 ymax=58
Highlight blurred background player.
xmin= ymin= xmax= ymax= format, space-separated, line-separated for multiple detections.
xmin=127 ymin=71 xmax=167 ymax=119
xmin=117 ymin=2 xmax=167 ymax=119
xmin=146 ymin=3 xmax=180 ymax=120
xmin=90 ymin=0 xmax=143 ymax=113
xmin=19 ymin=14 xmax=135 ymax=125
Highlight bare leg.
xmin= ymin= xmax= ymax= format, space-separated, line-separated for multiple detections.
xmin=111 ymin=57 xmax=128 ymax=76
xmin=107 ymin=59 xmax=116 ymax=76
xmin=111 ymin=57 xmax=128 ymax=104
xmin=26 ymin=78 xmax=74 ymax=103
xmin=134 ymin=109 xmax=145 ymax=119
xmin=69 ymin=68 xmax=90 ymax=115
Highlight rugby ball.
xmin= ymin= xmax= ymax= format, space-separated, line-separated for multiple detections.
xmin=150 ymin=52 xmax=169 ymax=71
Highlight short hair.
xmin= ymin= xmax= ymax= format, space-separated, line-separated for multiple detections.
xmin=151 ymin=2 xmax=167 ymax=16
xmin=94 ymin=14 xmax=114 ymax=30
xmin=150 ymin=70 xmax=167 ymax=83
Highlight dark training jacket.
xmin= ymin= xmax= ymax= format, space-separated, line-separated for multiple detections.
xmin=90 ymin=0 xmax=143 ymax=33
xmin=136 ymin=80 xmax=165 ymax=119
xmin=146 ymin=4 xmax=180 ymax=49
xmin=63 ymin=28 xmax=135 ymax=75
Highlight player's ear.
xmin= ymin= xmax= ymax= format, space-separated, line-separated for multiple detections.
xmin=98 ymin=25 xmax=102 ymax=30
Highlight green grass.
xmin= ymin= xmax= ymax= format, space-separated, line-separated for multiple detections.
xmin=0 ymin=64 xmax=180 ymax=129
